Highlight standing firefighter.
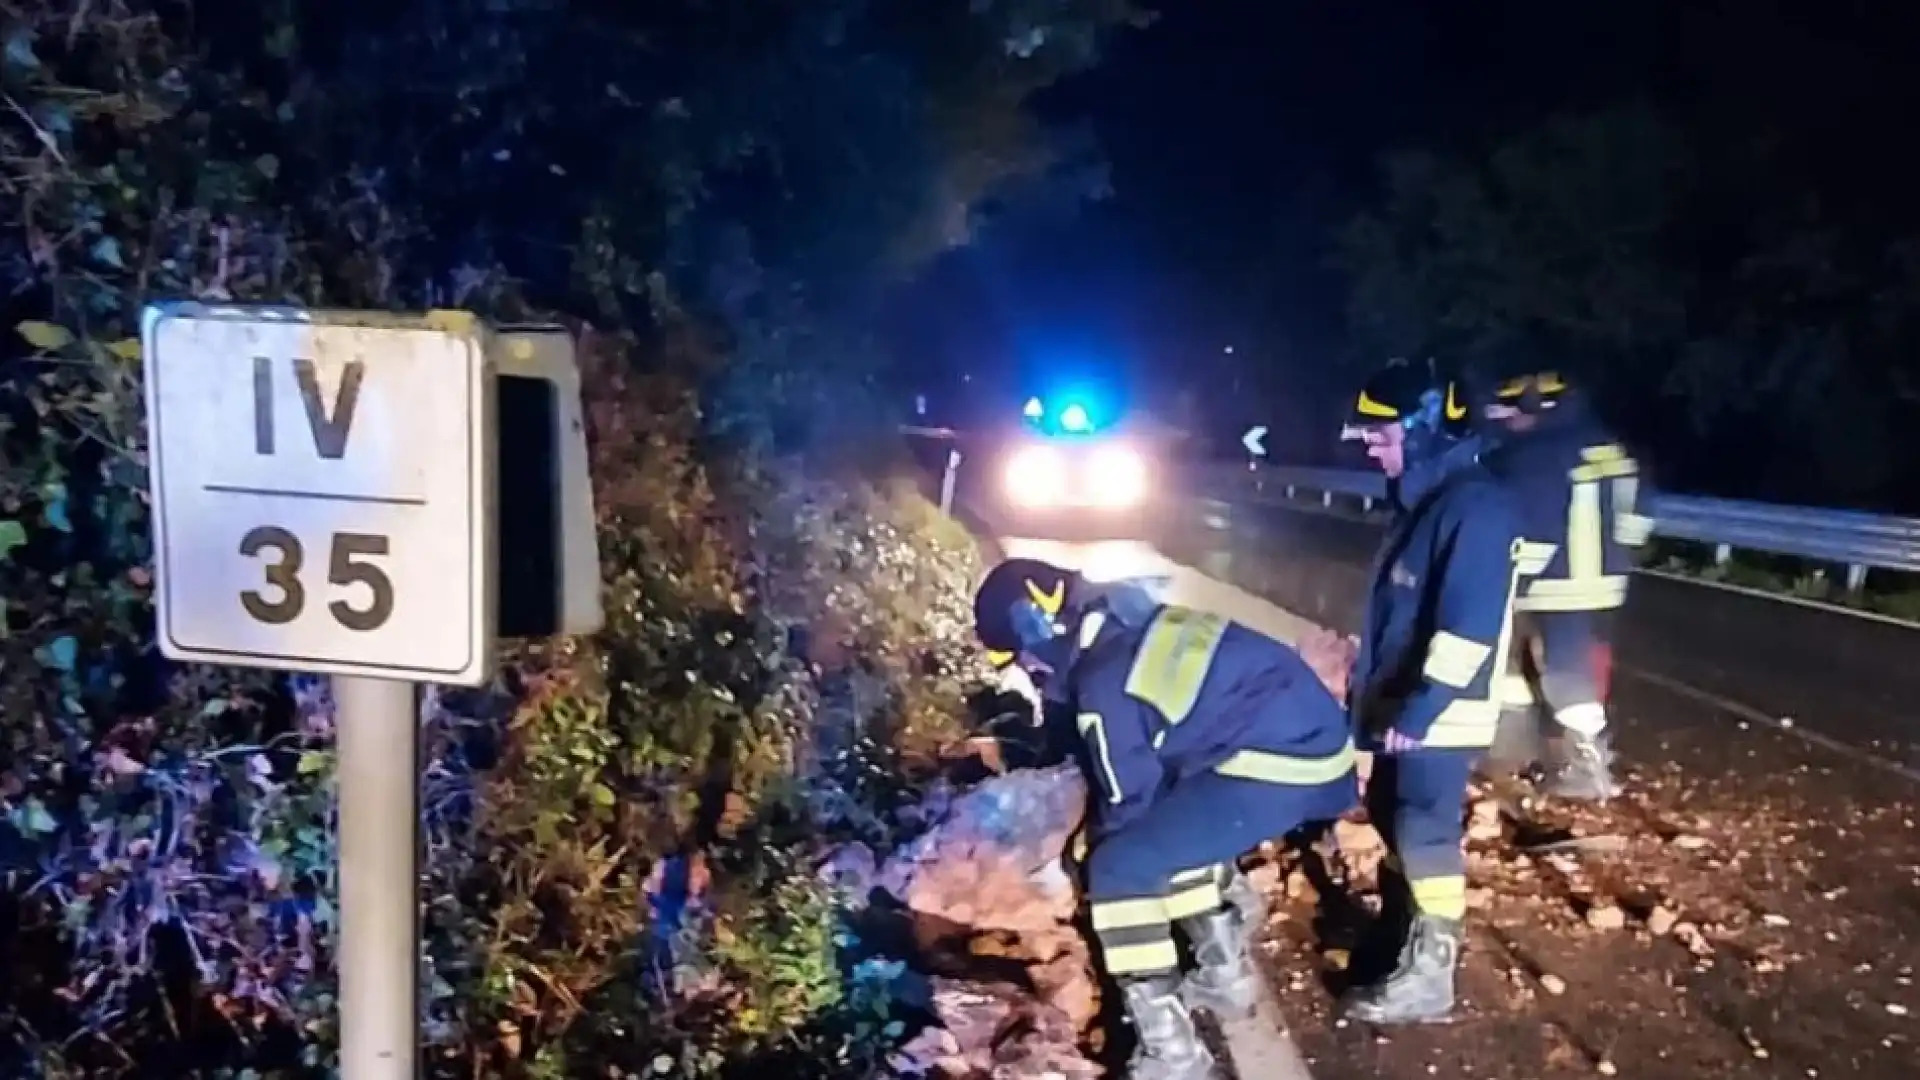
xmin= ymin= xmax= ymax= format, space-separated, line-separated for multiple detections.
xmin=975 ymin=558 xmax=1358 ymax=1080
xmin=1479 ymin=366 xmax=1653 ymax=801
xmin=1338 ymin=357 xmax=1530 ymax=1025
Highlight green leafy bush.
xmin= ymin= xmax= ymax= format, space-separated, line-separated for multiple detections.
xmin=0 ymin=2 xmax=1058 ymax=1076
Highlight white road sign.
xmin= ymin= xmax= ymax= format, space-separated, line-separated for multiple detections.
xmin=142 ymin=305 xmax=495 ymax=686
xmin=1242 ymin=424 xmax=1269 ymax=457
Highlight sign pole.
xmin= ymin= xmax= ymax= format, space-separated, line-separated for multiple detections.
xmin=334 ymin=675 xmax=422 ymax=1079
xmin=940 ymin=448 xmax=961 ymax=515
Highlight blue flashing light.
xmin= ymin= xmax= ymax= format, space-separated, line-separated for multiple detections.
xmin=1059 ymin=402 xmax=1091 ymax=433
xmin=1023 ymin=396 xmax=1045 ymax=420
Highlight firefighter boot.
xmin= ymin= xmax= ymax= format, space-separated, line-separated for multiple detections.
xmin=1121 ymin=975 xmax=1218 ymax=1080
xmin=1544 ymin=730 xmax=1621 ymax=803
xmin=1344 ymin=913 xmax=1463 ymax=1025
xmin=1178 ymin=907 xmax=1262 ymax=1019
xmin=1221 ymin=867 xmax=1264 ymax=942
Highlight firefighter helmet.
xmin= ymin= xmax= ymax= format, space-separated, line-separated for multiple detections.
xmin=1341 ymin=356 xmax=1473 ymax=444
xmin=973 ymin=558 xmax=1075 ymax=669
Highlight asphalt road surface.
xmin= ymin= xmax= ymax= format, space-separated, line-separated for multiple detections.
xmin=1171 ymin=498 xmax=1920 ymax=779
xmin=989 ymin=521 xmax=1920 ymax=1080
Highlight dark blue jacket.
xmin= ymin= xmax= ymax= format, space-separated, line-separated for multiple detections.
xmin=1351 ymin=437 xmax=1523 ymax=750
xmin=1060 ymin=599 xmax=1355 ymax=835
xmin=1485 ymin=405 xmax=1650 ymax=613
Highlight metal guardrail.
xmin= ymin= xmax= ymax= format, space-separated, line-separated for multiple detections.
xmin=1199 ymin=463 xmax=1920 ymax=589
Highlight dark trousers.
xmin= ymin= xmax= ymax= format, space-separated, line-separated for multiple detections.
xmin=1366 ymin=749 xmax=1478 ymax=920
xmin=1085 ymin=770 xmax=1356 ymax=978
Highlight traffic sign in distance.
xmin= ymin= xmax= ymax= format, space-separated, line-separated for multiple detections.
xmin=1242 ymin=425 xmax=1269 ymax=457
xmin=142 ymin=304 xmax=496 ymax=686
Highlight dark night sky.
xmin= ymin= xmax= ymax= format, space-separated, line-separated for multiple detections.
xmin=897 ymin=1 xmax=1920 ymax=461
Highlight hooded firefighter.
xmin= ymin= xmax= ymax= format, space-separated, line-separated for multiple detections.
xmin=1338 ymin=356 xmax=1531 ymax=1025
xmin=973 ymin=558 xmax=1358 ymax=1080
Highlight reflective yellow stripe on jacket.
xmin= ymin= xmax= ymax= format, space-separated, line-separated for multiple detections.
xmin=1125 ymin=607 xmax=1358 ymax=783
xmin=1419 ymin=538 xmax=1524 ymax=749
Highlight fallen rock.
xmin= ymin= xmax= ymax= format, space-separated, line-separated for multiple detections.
xmin=1467 ymin=798 xmax=1504 ymax=841
xmin=1647 ymin=905 xmax=1679 ymax=936
xmin=1332 ymin=818 xmax=1387 ymax=882
xmin=1586 ymin=903 xmax=1627 ymax=931
xmin=877 ymin=766 xmax=1101 ymax=1074
xmin=820 ymin=843 xmax=879 ymax=901
xmin=879 ymin=766 xmax=1087 ymax=932
xmin=890 ymin=978 xmax=1105 ymax=1079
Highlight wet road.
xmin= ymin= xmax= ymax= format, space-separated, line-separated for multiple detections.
xmin=977 ymin=496 xmax=1920 ymax=1080
xmin=1166 ymin=497 xmax=1920 ymax=779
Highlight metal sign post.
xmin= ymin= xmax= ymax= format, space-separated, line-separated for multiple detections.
xmin=143 ymin=304 xmax=498 ymax=1079
xmin=334 ymin=675 xmax=422 ymax=1075
xmin=899 ymin=424 xmax=963 ymax=515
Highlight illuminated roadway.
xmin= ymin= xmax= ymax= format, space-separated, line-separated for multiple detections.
xmin=972 ymin=485 xmax=1920 ymax=1079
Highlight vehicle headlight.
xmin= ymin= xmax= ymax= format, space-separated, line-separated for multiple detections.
xmin=1086 ymin=445 xmax=1147 ymax=507
xmin=1006 ymin=444 xmax=1066 ymax=506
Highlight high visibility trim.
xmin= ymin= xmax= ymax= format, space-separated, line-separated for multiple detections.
xmin=1124 ymin=607 xmax=1229 ymax=725
xmin=1077 ymin=712 xmax=1125 ymax=806
xmin=1426 ymin=547 xmax=1524 ymax=750
xmin=1214 ymin=738 xmax=1356 ymax=785
xmin=1616 ymin=511 xmax=1653 ymax=547
xmin=1520 ymin=575 xmax=1628 ymax=612
xmin=1091 ymin=896 xmax=1170 ymax=931
xmin=1165 ymin=879 xmax=1224 ymax=920
xmin=1169 ymin=865 xmax=1218 ymax=887
xmin=1410 ymin=874 xmax=1468 ymax=920
xmin=1025 ymin=578 xmax=1065 ymax=616
xmin=1355 ymin=391 xmax=1399 ymax=419
xmin=1422 ymin=630 xmax=1493 ymax=689
xmin=1424 ymin=700 xmax=1500 ymax=748
xmin=1574 ymin=451 xmax=1635 ymax=480
xmin=1568 ymin=478 xmax=1603 ymax=582
xmin=1103 ymin=939 xmax=1181 ymax=977
xmin=1500 ymin=673 xmax=1537 ymax=707
xmin=1514 ymin=540 xmax=1557 ymax=576
xmin=1078 ymin=611 xmax=1107 ymax=649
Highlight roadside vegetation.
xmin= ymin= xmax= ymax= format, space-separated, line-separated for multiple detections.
xmin=0 ymin=1 xmax=1148 ymax=1075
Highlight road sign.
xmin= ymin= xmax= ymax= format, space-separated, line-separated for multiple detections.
xmin=1242 ymin=424 xmax=1269 ymax=457
xmin=143 ymin=304 xmax=496 ymax=686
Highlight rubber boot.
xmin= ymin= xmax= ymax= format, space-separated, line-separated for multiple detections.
xmin=1343 ymin=913 xmax=1463 ymax=1025
xmin=1178 ymin=907 xmax=1261 ymax=1019
xmin=1120 ymin=974 xmax=1218 ymax=1080
xmin=1543 ymin=730 xmax=1620 ymax=803
xmin=1221 ymin=867 xmax=1264 ymax=940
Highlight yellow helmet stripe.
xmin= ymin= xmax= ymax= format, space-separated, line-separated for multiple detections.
xmin=1354 ymin=391 xmax=1399 ymax=419
xmin=1025 ymin=578 xmax=1066 ymax=616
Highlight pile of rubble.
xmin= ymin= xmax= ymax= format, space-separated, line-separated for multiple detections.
xmin=822 ymin=762 xmax=1101 ymax=1078
xmin=836 ymin=628 xmax=1361 ymax=1078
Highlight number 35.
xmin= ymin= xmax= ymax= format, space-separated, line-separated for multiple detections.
xmin=239 ymin=526 xmax=395 ymax=632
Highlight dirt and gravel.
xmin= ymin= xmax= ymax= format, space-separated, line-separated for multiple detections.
xmin=1247 ymin=668 xmax=1920 ymax=1080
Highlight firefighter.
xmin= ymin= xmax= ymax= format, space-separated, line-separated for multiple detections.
xmin=1478 ymin=365 xmax=1653 ymax=802
xmin=1337 ymin=357 xmax=1530 ymax=1025
xmin=975 ymin=558 xmax=1359 ymax=1080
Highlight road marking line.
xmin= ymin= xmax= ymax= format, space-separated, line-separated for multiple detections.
xmin=1637 ymin=568 xmax=1920 ymax=630
xmin=1618 ymin=666 xmax=1920 ymax=786
xmin=1218 ymin=996 xmax=1318 ymax=1080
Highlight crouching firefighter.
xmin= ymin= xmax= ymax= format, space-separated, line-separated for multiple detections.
xmin=1478 ymin=364 xmax=1652 ymax=801
xmin=974 ymin=558 xmax=1359 ymax=1079
xmin=1338 ymin=357 xmax=1526 ymax=1025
